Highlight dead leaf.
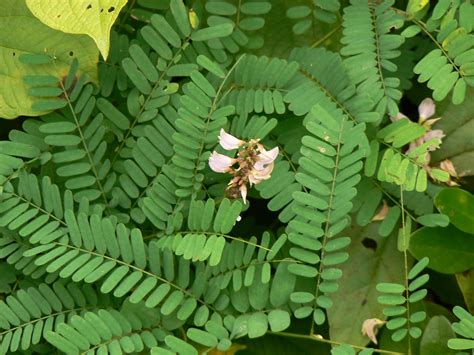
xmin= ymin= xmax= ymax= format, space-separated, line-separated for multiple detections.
xmin=361 ymin=318 xmax=385 ymax=344
xmin=372 ymin=200 xmax=389 ymax=221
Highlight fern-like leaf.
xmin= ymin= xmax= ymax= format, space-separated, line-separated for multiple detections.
xmin=288 ymin=104 xmax=367 ymax=326
xmin=377 ymin=257 xmax=429 ymax=342
xmin=408 ymin=1 xmax=474 ymax=104
xmin=341 ymin=0 xmax=405 ymax=116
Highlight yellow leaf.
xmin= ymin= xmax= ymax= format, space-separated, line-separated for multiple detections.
xmin=407 ymin=0 xmax=430 ymax=16
xmin=188 ymin=9 xmax=199 ymax=29
xmin=372 ymin=200 xmax=389 ymax=222
xmin=442 ymin=28 xmax=467 ymax=50
xmin=25 ymin=0 xmax=127 ymax=59
xmin=0 ymin=0 xmax=98 ymax=119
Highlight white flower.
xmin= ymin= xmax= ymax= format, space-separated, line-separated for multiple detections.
xmin=418 ymin=98 xmax=435 ymax=120
xmin=218 ymin=129 xmax=245 ymax=150
xmin=254 ymin=146 xmax=279 ymax=170
xmin=361 ymin=318 xmax=385 ymax=345
xmin=208 ymin=151 xmax=236 ymax=173
xmin=248 ymin=162 xmax=274 ymax=185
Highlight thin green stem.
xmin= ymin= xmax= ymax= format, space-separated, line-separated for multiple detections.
xmin=110 ymin=37 xmax=189 ymax=167
xmin=270 ymin=331 xmax=405 ymax=354
xmin=310 ymin=23 xmax=342 ymax=48
xmin=391 ymin=7 xmax=462 ymax=78
xmin=187 ymin=55 xmax=246 ymax=196
xmin=368 ymin=2 xmax=390 ymax=108
xmin=371 ymin=179 xmax=417 ymax=222
xmin=58 ymin=78 xmax=110 ymax=212
xmin=311 ymin=117 xmax=345 ymax=335
xmin=52 ymin=241 xmax=217 ymax=312
xmin=148 ymin=230 xmax=272 ymax=251
xmin=0 ymin=306 xmax=95 ymax=338
xmin=400 ymin=187 xmax=412 ymax=355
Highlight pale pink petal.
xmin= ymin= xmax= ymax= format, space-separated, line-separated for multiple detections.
xmin=239 ymin=184 xmax=247 ymax=204
xmin=418 ymin=98 xmax=436 ymax=120
xmin=390 ymin=112 xmax=408 ymax=122
xmin=254 ymin=146 xmax=279 ymax=170
xmin=219 ymin=129 xmax=245 ymax=150
xmin=424 ymin=129 xmax=445 ymax=141
xmin=424 ymin=129 xmax=444 ymax=151
xmin=248 ymin=163 xmax=274 ymax=185
xmin=208 ymin=151 xmax=235 ymax=173
xmin=440 ymin=159 xmax=457 ymax=177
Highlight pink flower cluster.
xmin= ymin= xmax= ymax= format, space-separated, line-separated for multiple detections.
xmin=209 ymin=129 xmax=279 ymax=203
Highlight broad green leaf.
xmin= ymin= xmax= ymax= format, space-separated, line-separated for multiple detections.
xmin=26 ymin=0 xmax=127 ymax=59
xmin=327 ymin=223 xmax=405 ymax=346
xmin=410 ymin=225 xmax=474 ymax=274
xmin=431 ymin=88 xmax=474 ymax=177
xmin=456 ymin=270 xmax=473 ymax=313
xmin=0 ymin=0 xmax=98 ymax=119
xmin=435 ymin=188 xmax=474 ymax=234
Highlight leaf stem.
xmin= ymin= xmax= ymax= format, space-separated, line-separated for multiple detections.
xmin=269 ymin=331 xmax=405 ymax=354
xmin=400 ymin=186 xmax=412 ymax=355
xmin=310 ymin=23 xmax=342 ymax=48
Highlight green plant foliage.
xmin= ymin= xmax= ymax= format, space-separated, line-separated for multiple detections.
xmin=377 ymin=257 xmax=430 ymax=342
xmin=286 ymin=0 xmax=340 ymax=34
xmin=410 ymin=1 xmax=474 ymax=104
xmin=287 ymin=104 xmax=367 ymax=326
xmin=202 ymin=0 xmax=273 ymax=52
xmin=365 ymin=118 xmax=449 ymax=191
xmin=0 ymin=281 xmax=110 ymax=353
xmin=456 ymin=270 xmax=474 ymax=313
xmin=435 ymin=188 xmax=474 ymax=234
xmin=448 ymin=306 xmax=474 ymax=351
xmin=341 ymin=0 xmax=404 ymax=117
xmin=327 ymin=223 xmax=404 ymax=346
xmin=409 ymin=225 xmax=474 ymax=274
xmin=0 ymin=0 xmax=473 ymax=354
xmin=420 ymin=316 xmax=456 ymax=355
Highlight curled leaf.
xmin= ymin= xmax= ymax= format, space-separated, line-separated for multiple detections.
xmin=361 ymin=318 xmax=385 ymax=344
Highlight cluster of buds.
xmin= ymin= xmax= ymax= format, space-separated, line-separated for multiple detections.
xmin=391 ymin=98 xmax=458 ymax=186
xmin=208 ymin=129 xmax=279 ymax=204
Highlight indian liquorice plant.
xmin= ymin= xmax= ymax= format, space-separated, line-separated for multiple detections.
xmin=0 ymin=0 xmax=473 ymax=354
